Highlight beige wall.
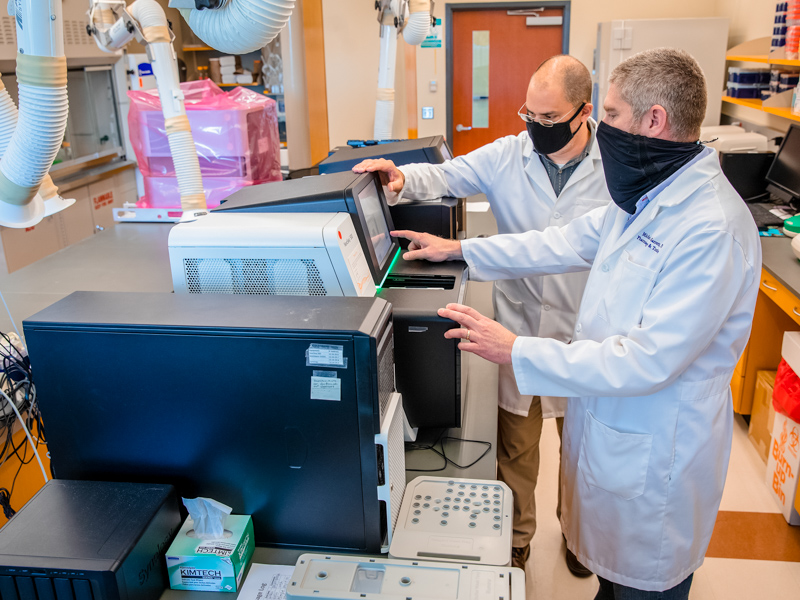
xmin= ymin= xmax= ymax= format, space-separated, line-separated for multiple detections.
xmin=319 ymin=0 xmax=776 ymax=147
xmin=322 ymin=1 xmax=409 ymax=149
xmin=417 ymin=0 xmax=720 ymax=138
xmin=714 ymin=0 xmax=774 ymax=48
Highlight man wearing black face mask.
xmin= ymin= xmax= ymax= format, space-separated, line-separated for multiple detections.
xmin=354 ymin=55 xmax=611 ymax=576
xmin=391 ymin=48 xmax=761 ymax=600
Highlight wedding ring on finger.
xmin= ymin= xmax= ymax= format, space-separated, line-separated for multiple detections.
xmin=464 ymin=328 xmax=471 ymax=342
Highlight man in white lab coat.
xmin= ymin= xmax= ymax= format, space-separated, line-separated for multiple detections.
xmin=392 ymin=48 xmax=761 ymax=598
xmin=353 ymin=55 xmax=610 ymax=575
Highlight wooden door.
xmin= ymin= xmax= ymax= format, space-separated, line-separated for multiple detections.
xmin=450 ymin=5 xmax=566 ymax=156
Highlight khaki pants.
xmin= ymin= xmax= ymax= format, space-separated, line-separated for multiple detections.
xmin=497 ymin=399 xmax=564 ymax=548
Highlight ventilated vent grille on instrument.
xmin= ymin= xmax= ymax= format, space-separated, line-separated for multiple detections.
xmin=388 ymin=398 xmax=406 ymax=531
xmin=378 ymin=336 xmax=395 ymax=422
xmin=64 ymin=20 xmax=94 ymax=46
xmin=0 ymin=17 xmax=16 ymax=46
xmin=183 ymin=258 xmax=328 ymax=296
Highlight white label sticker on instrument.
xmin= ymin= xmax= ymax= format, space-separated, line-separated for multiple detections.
xmin=306 ymin=344 xmax=346 ymax=368
xmin=311 ymin=376 xmax=341 ymax=401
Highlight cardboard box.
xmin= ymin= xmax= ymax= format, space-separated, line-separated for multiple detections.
xmin=749 ymin=370 xmax=777 ymax=462
xmin=0 ymin=170 xmax=138 ymax=273
xmin=165 ymin=515 xmax=254 ymax=592
xmin=58 ymin=187 xmax=95 ymax=246
xmin=0 ymin=215 xmax=64 ymax=273
xmin=89 ymin=180 xmax=119 ymax=231
xmin=766 ymin=411 xmax=800 ymax=525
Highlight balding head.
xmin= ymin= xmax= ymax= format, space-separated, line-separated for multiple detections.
xmin=531 ymin=55 xmax=592 ymax=107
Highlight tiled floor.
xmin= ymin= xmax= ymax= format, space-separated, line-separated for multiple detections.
xmin=523 ymin=415 xmax=800 ymax=599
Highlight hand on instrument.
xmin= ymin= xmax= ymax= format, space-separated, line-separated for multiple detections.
xmin=392 ymin=230 xmax=463 ymax=262
xmin=352 ymin=158 xmax=406 ymax=193
xmin=439 ymin=303 xmax=517 ymax=365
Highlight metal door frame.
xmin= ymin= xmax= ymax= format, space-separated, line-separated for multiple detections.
xmin=446 ymin=1 xmax=571 ymax=147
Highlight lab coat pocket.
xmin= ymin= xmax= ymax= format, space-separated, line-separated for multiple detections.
xmin=597 ymin=251 xmax=658 ymax=332
xmin=578 ymin=411 xmax=653 ymax=500
xmin=493 ymin=282 xmax=529 ymax=336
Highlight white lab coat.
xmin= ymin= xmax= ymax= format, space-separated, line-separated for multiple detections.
xmin=461 ymin=149 xmax=761 ymax=590
xmin=398 ymin=122 xmax=611 ymax=417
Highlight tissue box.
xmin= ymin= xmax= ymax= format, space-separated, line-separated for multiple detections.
xmin=165 ymin=515 xmax=255 ymax=592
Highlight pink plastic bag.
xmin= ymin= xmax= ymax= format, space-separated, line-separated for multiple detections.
xmin=128 ymin=80 xmax=281 ymax=206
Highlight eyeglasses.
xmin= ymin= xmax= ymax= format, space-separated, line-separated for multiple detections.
xmin=517 ymin=102 xmax=582 ymax=127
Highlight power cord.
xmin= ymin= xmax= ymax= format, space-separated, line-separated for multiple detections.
xmin=0 ymin=488 xmax=13 ymax=519
xmin=0 ymin=290 xmax=19 ymax=339
xmin=0 ymin=329 xmax=47 ymax=518
xmin=405 ymin=429 xmax=492 ymax=472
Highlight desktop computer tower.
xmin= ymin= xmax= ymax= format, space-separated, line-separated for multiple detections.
xmin=23 ymin=292 xmax=405 ymax=554
xmin=379 ymin=260 xmax=468 ymax=429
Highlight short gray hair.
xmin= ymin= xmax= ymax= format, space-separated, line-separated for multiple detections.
xmin=609 ymin=48 xmax=707 ymax=141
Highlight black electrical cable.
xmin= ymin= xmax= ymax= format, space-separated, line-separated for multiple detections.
xmin=0 ymin=488 xmax=14 ymax=519
xmin=405 ymin=429 xmax=492 ymax=472
xmin=0 ymin=329 xmax=44 ymax=515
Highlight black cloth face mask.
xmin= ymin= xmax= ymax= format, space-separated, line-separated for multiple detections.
xmin=526 ymin=103 xmax=586 ymax=156
xmin=596 ymin=120 xmax=704 ymax=214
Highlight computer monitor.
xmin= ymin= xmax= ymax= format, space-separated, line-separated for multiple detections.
xmin=215 ymin=171 xmax=400 ymax=286
xmin=766 ymin=123 xmax=800 ymax=204
xmin=317 ymin=136 xmax=453 ymax=174
xmin=719 ymin=151 xmax=774 ymax=201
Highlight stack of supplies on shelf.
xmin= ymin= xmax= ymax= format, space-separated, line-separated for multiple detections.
xmin=727 ymin=68 xmax=770 ymax=99
xmin=219 ymin=55 xmax=236 ymax=84
xmin=788 ymin=1 xmax=800 ymax=59
xmin=774 ymin=2 xmax=788 ymax=52
xmin=766 ymin=69 xmax=800 ymax=100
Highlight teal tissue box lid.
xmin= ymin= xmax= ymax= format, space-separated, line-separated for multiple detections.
xmin=166 ymin=515 xmax=255 ymax=592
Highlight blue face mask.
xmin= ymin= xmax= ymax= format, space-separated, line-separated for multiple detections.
xmin=596 ymin=121 xmax=703 ymax=214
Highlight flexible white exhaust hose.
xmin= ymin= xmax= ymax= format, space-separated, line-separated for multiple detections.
xmin=0 ymin=87 xmax=17 ymax=153
xmin=0 ymin=80 xmax=67 ymax=227
xmin=374 ymin=98 xmax=395 ymax=140
xmin=168 ymin=131 xmax=205 ymax=204
xmin=402 ymin=1 xmax=430 ymax=46
xmin=179 ymin=0 xmax=295 ymax=55
xmin=374 ymin=24 xmax=398 ymax=141
xmin=129 ymin=0 xmax=206 ymax=212
xmin=0 ymin=1 xmax=69 ymax=228
xmin=3 ymin=85 xmax=68 ymax=186
xmin=0 ymin=78 xmax=70 ymax=216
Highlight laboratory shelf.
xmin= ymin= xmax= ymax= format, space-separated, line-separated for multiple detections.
xmin=726 ymin=54 xmax=769 ymax=63
xmin=722 ymin=96 xmax=800 ymax=123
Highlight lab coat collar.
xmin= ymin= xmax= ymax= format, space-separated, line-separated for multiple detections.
xmin=522 ymin=118 xmax=601 ymax=202
xmin=598 ymin=146 xmax=718 ymax=261
xmin=559 ymin=120 xmax=602 ymax=195
xmin=645 ymin=146 xmax=718 ymax=209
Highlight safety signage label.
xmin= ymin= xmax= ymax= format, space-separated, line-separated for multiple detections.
xmin=421 ymin=18 xmax=442 ymax=49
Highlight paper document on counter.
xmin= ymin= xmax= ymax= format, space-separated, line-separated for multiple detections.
xmin=239 ymin=564 xmax=294 ymax=600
